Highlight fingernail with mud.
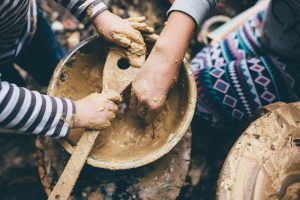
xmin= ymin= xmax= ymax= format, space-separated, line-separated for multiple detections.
xmin=112 ymin=33 xmax=131 ymax=47
xmin=128 ymin=54 xmax=146 ymax=68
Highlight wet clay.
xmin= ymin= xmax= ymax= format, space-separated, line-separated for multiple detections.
xmin=48 ymin=36 xmax=196 ymax=169
xmin=97 ymin=28 xmax=146 ymax=68
xmin=96 ymin=15 xmax=156 ymax=68
xmin=89 ymin=90 xmax=179 ymax=162
xmin=217 ymin=102 xmax=300 ymax=200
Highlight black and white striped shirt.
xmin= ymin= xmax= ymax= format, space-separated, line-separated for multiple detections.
xmin=0 ymin=0 xmax=107 ymax=65
xmin=0 ymin=0 xmax=107 ymax=138
xmin=0 ymin=81 xmax=75 ymax=138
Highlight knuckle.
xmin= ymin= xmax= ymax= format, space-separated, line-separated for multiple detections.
xmin=102 ymin=122 xmax=111 ymax=129
xmin=112 ymin=105 xmax=118 ymax=112
xmin=148 ymin=101 xmax=163 ymax=111
xmin=138 ymin=94 xmax=149 ymax=104
xmin=111 ymin=90 xmax=119 ymax=96
xmin=108 ymin=116 xmax=116 ymax=123
xmin=117 ymin=94 xmax=122 ymax=100
xmin=132 ymin=80 xmax=138 ymax=89
xmin=140 ymin=22 xmax=147 ymax=27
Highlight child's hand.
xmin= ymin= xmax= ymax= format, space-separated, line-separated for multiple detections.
xmin=93 ymin=11 xmax=153 ymax=68
xmin=130 ymin=11 xmax=195 ymax=123
xmin=73 ymin=91 xmax=122 ymax=130
xmin=130 ymin=43 xmax=178 ymax=123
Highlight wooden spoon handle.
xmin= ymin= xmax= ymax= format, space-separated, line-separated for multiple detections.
xmin=48 ymin=131 xmax=99 ymax=200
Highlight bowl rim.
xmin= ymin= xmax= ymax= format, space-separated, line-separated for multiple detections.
xmin=48 ymin=35 xmax=197 ymax=170
xmin=216 ymin=102 xmax=300 ymax=199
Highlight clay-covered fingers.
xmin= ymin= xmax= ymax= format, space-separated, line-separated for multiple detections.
xmin=94 ymin=13 xmax=149 ymax=68
xmin=103 ymin=110 xmax=116 ymax=122
xmin=127 ymin=16 xmax=146 ymax=23
xmin=105 ymin=102 xmax=119 ymax=112
xmin=126 ymin=29 xmax=145 ymax=47
xmin=129 ymin=22 xmax=154 ymax=33
xmin=110 ymin=25 xmax=146 ymax=49
xmin=126 ymin=16 xmax=154 ymax=34
xmin=111 ymin=33 xmax=132 ymax=48
xmin=113 ymin=28 xmax=145 ymax=51
xmin=143 ymin=34 xmax=159 ymax=43
xmin=130 ymin=90 xmax=165 ymax=123
xmin=130 ymin=81 xmax=166 ymax=123
xmin=130 ymin=89 xmax=147 ymax=118
xmin=102 ymin=90 xmax=122 ymax=104
xmin=126 ymin=52 xmax=146 ymax=68
xmin=120 ymin=29 xmax=146 ymax=68
xmin=94 ymin=106 xmax=118 ymax=130
xmin=73 ymin=92 xmax=122 ymax=131
xmin=139 ymin=95 xmax=166 ymax=121
xmin=103 ymin=15 xmax=148 ymax=68
xmin=96 ymin=99 xmax=120 ymax=130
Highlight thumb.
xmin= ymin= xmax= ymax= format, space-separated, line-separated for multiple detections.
xmin=103 ymin=90 xmax=122 ymax=104
xmin=127 ymin=52 xmax=146 ymax=68
xmin=112 ymin=33 xmax=131 ymax=47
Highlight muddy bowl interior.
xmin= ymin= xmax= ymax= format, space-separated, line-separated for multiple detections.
xmin=47 ymin=35 xmax=197 ymax=170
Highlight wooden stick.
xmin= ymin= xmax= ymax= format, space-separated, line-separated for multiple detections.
xmin=48 ymin=131 xmax=99 ymax=200
xmin=48 ymin=48 xmax=139 ymax=200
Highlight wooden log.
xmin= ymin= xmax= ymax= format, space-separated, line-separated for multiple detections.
xmin=36 ymin=129 xmax=191 ymax=199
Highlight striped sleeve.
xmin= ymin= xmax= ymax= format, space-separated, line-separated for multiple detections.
xmin=0 ymin=80 xmax=76 ymax=138
xmin=55 ymin=0 xmax=107 ymax=25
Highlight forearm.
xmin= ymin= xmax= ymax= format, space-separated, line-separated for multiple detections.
xmin=0 ymin=81 xmax=75 ymax=138
xmin=148 ymin=11 xmax=196 ymax=75
xmin=130 ymin=0 xmax=219 ymax=117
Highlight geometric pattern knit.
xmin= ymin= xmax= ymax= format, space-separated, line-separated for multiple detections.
xmin=190 ymin=11 xmax=300 ymax=128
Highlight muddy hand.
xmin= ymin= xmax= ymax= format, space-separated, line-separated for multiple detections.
xmin=126 ymin=16 xmax=154 ymax=33
xmin=130 ymin=36 xmax=181 ymax=123
xmin=94 ymin=11 xmax=154 ymax=68
xmin=126 ymin=16 xmax=159 ymax=43
xmin=130 ymin=78 xmax=167 ymax=123
xmin=74 ymin=91 xmax=122 ymax=130
xmin=130 ymin=58 xmax=176 ymax=123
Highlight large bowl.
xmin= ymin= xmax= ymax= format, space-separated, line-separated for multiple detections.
xmin=48 ymin=35 xmax=197 ymax=170
xmin=217 ymin=102 xmax=300 ymax=200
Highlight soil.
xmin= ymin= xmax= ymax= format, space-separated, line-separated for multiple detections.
xmin=0 ymin=0 xmax=259 ymax=200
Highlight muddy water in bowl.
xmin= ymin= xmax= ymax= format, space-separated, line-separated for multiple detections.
xmin=90 ymin=89 xmax=180 ymax=162
xmin=48 ymin=35 xmax=196 ymax=169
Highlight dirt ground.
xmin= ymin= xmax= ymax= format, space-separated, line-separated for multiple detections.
xmin=0 ymin=0 xmax=258 ymax=199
